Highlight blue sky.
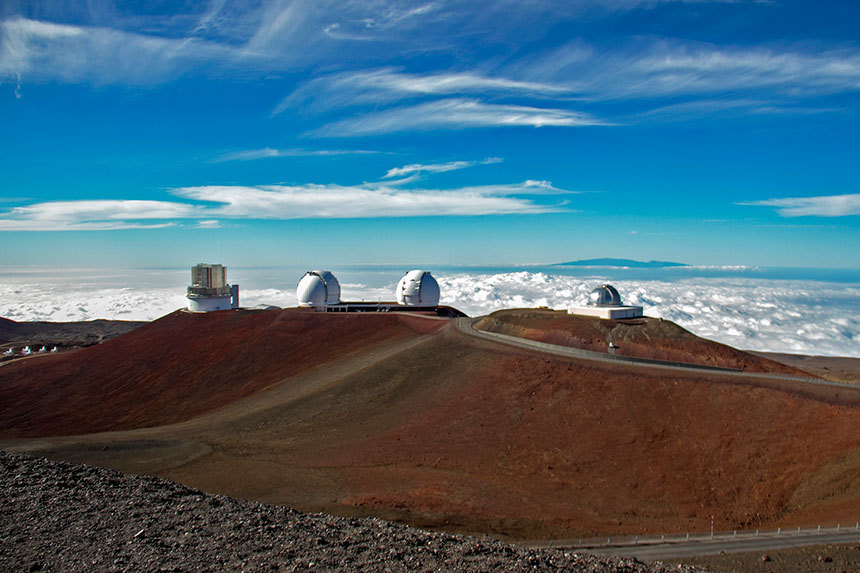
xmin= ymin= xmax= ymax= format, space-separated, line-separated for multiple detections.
xmin=1 ymin=0 xmax=859 ymax=269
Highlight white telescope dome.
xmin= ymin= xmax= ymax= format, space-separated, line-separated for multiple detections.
xmin=297 ymin=270 xmax=341 ymax=307
xmin=396 ymin=270 xmax=440 ymax=306
xmin=588 ymin=284 xmax=622 ymax=307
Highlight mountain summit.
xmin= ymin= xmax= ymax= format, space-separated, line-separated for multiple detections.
xmin=554 ymin=258 xmax=687 ymax=268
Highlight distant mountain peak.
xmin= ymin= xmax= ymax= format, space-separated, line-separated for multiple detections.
xmin=553 ymin=258 xmax=687 ymax=268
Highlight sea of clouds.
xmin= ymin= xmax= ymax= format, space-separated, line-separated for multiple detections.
xmin=437 ymin=272 xmax=860 ymax=357
xmin=2 ymin=270 xmax=859 ymax=358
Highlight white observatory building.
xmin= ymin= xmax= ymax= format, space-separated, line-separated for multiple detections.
xmin=396 ymin=270 xmax=440 ymax=306
xmin=294 ymin=268 xmax=456 ymax=314
xmin=186 ymin=263 xmax=239 ymax=312
xmin=570 ymin=284 xmax=643 ymax=319
xmin=297 ymin=270 xmax=341 ymax=308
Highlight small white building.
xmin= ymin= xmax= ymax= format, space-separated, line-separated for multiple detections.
xmin=396 ymin=270 xmax=440 ymax=306
xmin=187 ymin=263 xmax=239 ymax=312
xmin=570 ymin=284 xmax=643 ymax=319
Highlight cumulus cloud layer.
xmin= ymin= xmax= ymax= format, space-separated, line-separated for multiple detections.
xmin=2 ymin=271 xmax=858 ymax=357
xmin=436 ymin=272 xmax=860 ymax=357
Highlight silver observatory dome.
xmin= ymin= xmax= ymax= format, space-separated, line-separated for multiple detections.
xmin=396 ymin=270 xmax=440 ymax=306
xmin=588 ymin=284 xmax=622 ymax=307
xmin=296 ymin=270 xmax=341 ymax=307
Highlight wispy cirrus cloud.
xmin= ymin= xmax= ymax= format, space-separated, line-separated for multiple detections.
xmin=517 ymin=39 xmax=860 ymax=101
xmin=739 ymin=194 xmax=860 ymax=217
xmin=383 ymin=157 xmax=502 ymax=179
xmin=313 ymin=98 xmax=607 ymax=136
xmin=0 ymin=18 xmax=236 ymax=85
xmin=276 ymin=67 xmax=572 ymax=114
xmin=212 ymin=147 xmax=384 ymax=162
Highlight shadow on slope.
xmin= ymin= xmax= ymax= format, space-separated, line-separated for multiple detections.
xmin=0 ymin=309 xmax=444 ymax=437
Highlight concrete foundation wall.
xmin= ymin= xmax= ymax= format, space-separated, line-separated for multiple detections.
xmin=569 ymin=306 xmax=644 ymax=319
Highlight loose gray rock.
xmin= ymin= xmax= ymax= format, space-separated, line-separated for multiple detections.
xmin=0 ymin=451 xmax=703 ymax=572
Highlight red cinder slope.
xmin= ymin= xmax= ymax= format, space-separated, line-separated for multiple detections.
xmin=0 ymin=309 xmax=444 ymax=437
xmin=474 ymin=309 xmax=810 ymax=375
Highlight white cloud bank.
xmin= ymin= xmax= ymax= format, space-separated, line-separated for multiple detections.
xmin=0 ymin=200 xmax=196 ymax=231
xmin=2 ymin=271 xmax=858 ymax=358
xmin=436 ymin=272 xmax=860 ymax=357
xmin=0 ymin=180 xmax=569 ymax=230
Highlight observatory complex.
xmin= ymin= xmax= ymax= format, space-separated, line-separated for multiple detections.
xmin=181 ymin=264 xmax=459 ymax=315
xmin=186 ymin=263 xmax=239 ymax=312
xmin=570 ymin=284 xmax=643 ymax=319
xmin=296 ymin=269 xmax=451 ymax=314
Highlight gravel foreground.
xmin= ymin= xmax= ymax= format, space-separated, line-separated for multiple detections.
xmin=0 ymin=451 xmax=702 ymax=572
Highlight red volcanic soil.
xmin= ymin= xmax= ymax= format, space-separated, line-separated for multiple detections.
xmin=474 ymin=308 xmax=809 ymax=375
xmin=0 ymin=309 xmax=443 ymax=437
xmin=5 ymin=308 xmax=860 ymax=542
xmin=140 ymin=323 xmax=860 ymax=541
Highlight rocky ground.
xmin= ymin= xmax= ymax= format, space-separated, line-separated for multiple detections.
xmin=0 ymin=452 xmax=701 ymax=572
xmin=685 ymin=542 xmax=860 ymax=572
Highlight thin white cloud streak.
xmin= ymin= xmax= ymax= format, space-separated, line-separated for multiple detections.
xmin=194 ymin=220 xmax=222 ymax=229
xmin=277 ymin=68 xmax=572 ymax=114
xmin=213 ymin=147 xmax=383 ymax=162
xmin=740 ymin=194 xmax=860 ymax=217
xmin=174 ymin=182 xmax=568 ymax=218
xmin=518 ymin=40 xmax=860 ymax=101
xmin=0 ymin=180 xmax=570 ymax=230
xmin=0 ymin=200 xmax=197 ymax=231
xmin=383 ymin=157 xmax=502 ymax=179
xmin=313 ymin=98 xmax=607 ymax=136
xmin=632 ymin=98 xmax=840 ymax=122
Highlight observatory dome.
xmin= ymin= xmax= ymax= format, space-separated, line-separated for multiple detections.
xmin=297 ymin=270 xmax=341 ymax=307
xmin=396 ymin=270 xmax=440 ymax=306
xmin=588 ymin=284 xmax=622 ymax=307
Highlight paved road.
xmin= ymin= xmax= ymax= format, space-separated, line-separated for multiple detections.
xmin=454 ymin=317 xmax=860 ymax=389
xmin=568 ymin=529 xmax=860 ymax=560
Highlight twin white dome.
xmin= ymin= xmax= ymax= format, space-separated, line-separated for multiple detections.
xmin=296 ymin=270 xmax=341 ymax=307
xmin=296 ymin=269 xmax=440 ymax=307
xmin=396 ymin=270 xmax=440 ymax=306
